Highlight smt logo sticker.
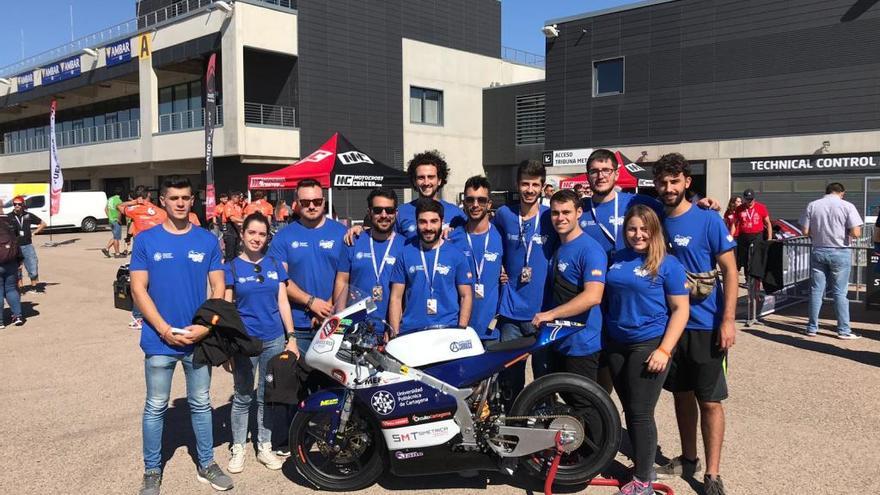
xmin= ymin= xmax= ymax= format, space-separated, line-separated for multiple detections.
xmin=371 ymin=390 xmax=396 ymax=415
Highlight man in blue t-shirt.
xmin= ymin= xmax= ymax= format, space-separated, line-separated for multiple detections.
xmin=129 ymin=176 xmax=232 ymax=494
xmin=268 ymin=178 xmax=347 ymax=354
xmin=388 ymin=198 xmax=473 ymax=336
xmin=652 ymin=153 xmax=738 ymax=494
xmin=493 ymin=160 xmax=557 ymax=399
xmin=532 ymin=189 xmax=607 ymax=381
xmin=333 ymin=188 xmax=404 ymax=335
xmin=449 ymin=176 xmax=504 ymax=340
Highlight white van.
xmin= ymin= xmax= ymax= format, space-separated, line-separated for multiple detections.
xmin=2 ymin=190 xmax=109 ymax=232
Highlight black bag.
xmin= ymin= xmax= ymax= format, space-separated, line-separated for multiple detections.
xmin=113 ymin=264 xmax=133 ymax=311
xmin=0 ymin=217 xmax=20 ymax=264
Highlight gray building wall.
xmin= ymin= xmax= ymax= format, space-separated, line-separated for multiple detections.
xmin=545 ymin=0 xmax=880 ymax=150
xmin=297 ymin=0 xmax=501 ymax=169
xmin=483 ymin=81 xmax=545 ymax=168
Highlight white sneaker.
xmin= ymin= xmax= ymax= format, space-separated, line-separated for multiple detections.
xmin=228 ymin=444 xmax=246 ymax=474
xmin=257 ymin=442 xmax=284 ymax=470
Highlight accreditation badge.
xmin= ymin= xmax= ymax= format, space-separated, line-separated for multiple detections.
xmin=474 ymin=283 xmax=485 ymax=299
xmin=372 ymin=285 xmax=383 ymax=302
xmin=426 ymin=298 xmax=438 ymax=315
xmin=520 ymin=266 xmax=532 ymax=284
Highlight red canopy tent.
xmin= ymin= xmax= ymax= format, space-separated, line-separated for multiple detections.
xmin=558 ymin=165 xmax=640 ymax=190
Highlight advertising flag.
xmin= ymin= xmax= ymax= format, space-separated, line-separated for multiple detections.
xmin=49 ymin=99 xmax=63 ymax=216
xmin=204 ymin=53 xmax=217 ymax=219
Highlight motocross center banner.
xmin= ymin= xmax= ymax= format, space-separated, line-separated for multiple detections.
xmin=204 ymin=53 xmax=217 ymax=220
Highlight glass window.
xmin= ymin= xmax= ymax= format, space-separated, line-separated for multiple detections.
xmin=159 ymin=87 xmax=173 ymax=115
xmin=593 ymin=57 xmax=624 ymax=97
xmin=410 ymin=86 xmax=443 ymax=125
xmin=794 ymin=179 xmax=827 ymax=192
xmin=838 ymin=179 xmax=863 ymax=192
xmin=762 ymin=181 xmax=791 ymax=193
xmin=173 ymin=83 xmax=189 ymax=112
xmin=732 ymin=181 xmax=761 ymax=193
xmin=26 ymin=196 xmax=45 ymax=208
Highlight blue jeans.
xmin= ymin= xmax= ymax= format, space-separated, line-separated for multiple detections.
xmin=231 ymin=334 xmax=286 ymax=445
xmin=294 ymin=327 xmax=314 ymax=356
xmin=143 ymin=353 xmax=214 ymax=471
xmin=19 ymin=244 xmax=38 ymax=280
xmin=111 ymin=222 xmax=122 ymax=240
xmin=808 ymin=248 xmax=852 ymax=335
xmin=498 ymin=317 xmax=550 ymax=405
xmin=0 ymin=262 xmax=21 ymax=318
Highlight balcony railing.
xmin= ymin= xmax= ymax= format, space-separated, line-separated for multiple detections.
xmin=137 ymin=0 xmax=215 ymax=30
xmin=158 ymin=105 xmax=224 ymax=133
xmin=1 ymin=120 xmax=140 ymax=155
xmin=502 ymin=46 xmax=545 ymax=69
xmin=244 ymin=102 xmax=296 ymax=128
xmin=245 ymin=0 xmax=297 ymax=10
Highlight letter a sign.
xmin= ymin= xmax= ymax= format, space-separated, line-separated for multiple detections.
xmin=137 ymin=34 xmax=152 ymax=59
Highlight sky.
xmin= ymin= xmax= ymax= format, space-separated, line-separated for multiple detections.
xmin=0 ymin=0 xmax=634 ymax=70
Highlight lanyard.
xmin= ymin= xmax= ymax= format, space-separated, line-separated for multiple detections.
xmin=369 ymin=233 xmax=396 ymax=283
xmin=743 ymin=207 xmax=757 ymax=225
xmin=518 ymin=211 xmax=540 ymax=266
xmin=466 ymin=228 xmax=491 ymax=283
xmin=419 ymin=242 xmax=442 ymax=296
xmin=13 ymin=213 xmax=26 ymax=231
xmin=589 ymin=193 xmax=619 ymax=245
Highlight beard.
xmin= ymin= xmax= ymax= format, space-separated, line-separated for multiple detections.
xmin=372 ymin=218 xmax=394 ymax=234
xmin=662 ymin=189 xmax=686 ymax=207
xmin=418 ymin=229 xmax=439 ymax=244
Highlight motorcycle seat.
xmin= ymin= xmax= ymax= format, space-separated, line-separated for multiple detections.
xmin=484 ymin=336 xmax=536 ymax=352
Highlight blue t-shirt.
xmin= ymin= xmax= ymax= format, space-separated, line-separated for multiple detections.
xmin=449 ymin=225 xmax=504 ymax=340
xmin=268 ymin=218 xmax=347 ymax=329
xmin=224 ymin=256 xmax=289 ymax=342
xmin=549 ymin=233 xmax=607 ymax=357
xmin=579 ymin=192 xmax=663 ymax=258
xmin=337 ymin=233 xmax=405 ymax=327
xmin=130 ymin=225 xmax=223 ymax=356
xmin=605 ymin=249 xmax=690 ymax=344
xmin=389 ymin=240 xmax=472 ymax=334
xmin=395 ymin=198 xmax=467 ymax=241
xmin=493 ymin=204 xmax=557 ymax=321
xmin=663 ymin=204 xmax=738 ymax=331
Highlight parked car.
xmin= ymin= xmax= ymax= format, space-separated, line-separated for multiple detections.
xmin=2 ymin=188 xmax=108 ymax=232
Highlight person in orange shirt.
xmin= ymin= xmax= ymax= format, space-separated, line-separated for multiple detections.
xmin=212 ymin=192 xmax=229 ymax=238
xmin=243 ymin=190 xmax=274 ymax=219
xmin=223 ymin=191 xmax=246 ymax=261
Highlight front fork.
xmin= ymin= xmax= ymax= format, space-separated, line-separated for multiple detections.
xmin=327 ymin=390 xmax=354 ymax=447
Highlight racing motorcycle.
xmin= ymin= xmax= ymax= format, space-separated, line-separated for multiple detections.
xmin=289 ymin=288 xmax=621 ymax=491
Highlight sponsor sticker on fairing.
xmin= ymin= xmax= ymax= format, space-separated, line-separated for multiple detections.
xmin=319 ymin=316 xmax=341 ymax=340
xmin=394 ymin=450 xmax=424 ymax=460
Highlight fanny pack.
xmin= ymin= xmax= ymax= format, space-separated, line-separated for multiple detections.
xmin=685 ymin=269 xmax=718 ymax=300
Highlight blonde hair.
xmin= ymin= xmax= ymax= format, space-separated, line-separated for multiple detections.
xmin=623 ymin=205 xmax=667 ymax=278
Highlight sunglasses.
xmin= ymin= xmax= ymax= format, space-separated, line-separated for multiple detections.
xmin=12 ymin=203 xmax=24 ymax=207
xmin=252 ymin=264 xmax=264 ymax=283
xmin=299 ymin=198 xmax=325 ymax=208
xmin=370 ymin=206 xmax=397 ymax=215
xmin=464 ymin=196 xmax=489 ymax=206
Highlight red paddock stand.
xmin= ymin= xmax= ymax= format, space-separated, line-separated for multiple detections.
xmin=544 ymin=433 xmax=675 ymax=495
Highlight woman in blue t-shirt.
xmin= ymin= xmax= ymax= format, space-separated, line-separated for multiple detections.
xmin=604 ymin=205 xmax=690 ymax=495
xmin=223 ymin=214 xmax=296 ymax=474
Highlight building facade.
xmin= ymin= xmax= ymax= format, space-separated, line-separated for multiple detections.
xmin=0 ymin=0 xmax=543 ymax=216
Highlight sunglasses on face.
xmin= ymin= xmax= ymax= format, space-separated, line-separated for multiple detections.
xmin=370 ymin=206 xmax=397 ymax=215
xmin=299 ymin=198 xmax=325 ymax=208
xmin=464 ymin=196 xmax=489 ymax=206
xmin=12 ymin=203 xmax=23 ymax=207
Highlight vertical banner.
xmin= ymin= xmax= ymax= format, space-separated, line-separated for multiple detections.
xmin=49 ymin=99 xmax=63 ymax=216
xmin=204 ymin=53 xmax=217 ymax=220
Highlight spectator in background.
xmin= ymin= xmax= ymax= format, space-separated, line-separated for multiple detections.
xmin=731 ymin=189 xmax=772 ymax=274
xmin=103 ymin=187 xmax=124 ymax=258
xmin=0 ymin=211 xmax=23 ymax=327
xmin=541 ymin=182 xmax=556 ymax=207
xmin=212 ymin=192 xmax=229 ymax=239
xmin=223 ymin=192 xmax=246 ymax=262
xmin=800 ymin=182 xmax=863 ymax=339
xmin=10 ymin=196 xmax=46 ymax=293
xmin=243 ymin=190 xmax=274 ymax=219
xmin=118 ymin=186 xmax=166 ymax=330
xmin=274 ymin=199 xmax=291 ymax=229
xmin=723 ymin=196 xmax=741 ymax=237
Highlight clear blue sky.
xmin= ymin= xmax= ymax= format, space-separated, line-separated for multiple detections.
xmin=0 ymin=0 xmax=633 ymax=69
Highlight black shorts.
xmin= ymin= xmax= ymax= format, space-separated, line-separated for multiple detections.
xmin=736 ymin=233 xmax=760 ymax=272
xmin=663 ymin=328 xmax=728 ymax=402
xmin=555 ymin=350 xmax=600 ymax=382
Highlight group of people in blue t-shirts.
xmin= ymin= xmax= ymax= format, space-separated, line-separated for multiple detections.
xmin=129 ymin=149 xmax=738 ymax=495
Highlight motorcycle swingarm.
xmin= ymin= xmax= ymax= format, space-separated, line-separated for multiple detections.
xmin=491 ymin=419 xmax=581 ymax=458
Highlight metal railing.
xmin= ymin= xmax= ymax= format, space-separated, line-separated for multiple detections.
xmin=137 ymin=0 xmax=214 ymax=30
xmin=245 ymin=0 xmax=297 ymax=10
xmin=158 ymin=105 xmax=224 ymax=133
xmin=1 ymin=120 xmax=140 ymax=155
xmin=502 ymin=46 xmax=545 ymax=69
xmin=244 ymin=102 xmax=296 ymax=127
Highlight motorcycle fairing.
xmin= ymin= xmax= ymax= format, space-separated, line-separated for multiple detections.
xmin=354 ymin=380 xmax=457 ymax=421
xmin=299 ymin=389 xmax=346 ymax=413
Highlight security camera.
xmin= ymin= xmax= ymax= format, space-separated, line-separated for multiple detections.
xmin=542 ymin=24 xmax=559 ymax=38
xmin=212 ymin=1 xmax=233 ymax=13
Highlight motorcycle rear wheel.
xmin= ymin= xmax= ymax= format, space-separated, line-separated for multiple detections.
xmin=289 ymin=407 xmax=385 ymax=491
xmin=509 ymin=372 xmax=621 ymax=486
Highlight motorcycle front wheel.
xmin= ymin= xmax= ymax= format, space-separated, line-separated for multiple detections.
xmin=509 ymin=372 xmax=621 ymax=486
xmin=289 ymin=406 xmax=385 ymax=491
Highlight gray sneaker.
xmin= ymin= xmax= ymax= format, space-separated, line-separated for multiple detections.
xmin=139 ymin=469 xmax=162 ymax=495
xmin=197 ymin=462 xmax=234 ymax=491
xmin=655 ymin=456 xmax=701 ymax=480
xmin=837 ymin=333 xmax=861 ymax=340
xmin=704 ymin=474 xmax=727 ymax=495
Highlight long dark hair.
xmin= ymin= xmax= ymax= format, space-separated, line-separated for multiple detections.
xmin=241 ymin=213 xmax=271 ymax=254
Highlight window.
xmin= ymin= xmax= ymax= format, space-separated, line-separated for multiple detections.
xmin=793 ymin=179 xmax=827 ymax=192
xmin=410 ymin=87 xmax=443 ymax=125
xmin=26 ymin=196 xmax=45 ymax=209
xmin=762 ymin=181 xmax=791 ymax=193
xmin=64 ymin=179 xmax=92 ymax=192
xmin=515 ymin=93 xmax=545 ymax=145
xmin=593 ymin=57 xmax=624 ymax=97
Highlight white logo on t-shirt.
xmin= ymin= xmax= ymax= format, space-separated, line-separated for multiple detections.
xmin=267 ymin=271 xmax=279 ymax=280
xmin=673 ymin=235 xmax=692 ymax=247
xmin=557 ymin=261 xmax=569 ymax=272
xmin=436 ymin=264 xmax=451 ymax=276
xmin=633 ymin=266 xmax=649 ymax=278
xmin=726 ymin=235 xmax=734 ymax=242
xmin=153 ymin=252 xmax=173 ymax=261
xmin=291 ymin=241 xmax=309 ymax=249
xmin=484 ymin=252 xmax=499 ymax=262
xmin=609 ymin=216 xmax=624 ymax=227
xmin=408 ymin=225 xmax=416 ymax=232
xmin=188 ymin=251 xmax=205 ymax=263
xmin=319 ymin=240 xmax=335 ymax=249
xmin=610 ymin=262 xmax=623 ymax=270
xmin=384 ymin=256 xmax=396 ymax=265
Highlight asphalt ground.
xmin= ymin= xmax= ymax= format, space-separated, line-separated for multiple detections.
xmin=0 ymin=231 xmax=878 ymax=494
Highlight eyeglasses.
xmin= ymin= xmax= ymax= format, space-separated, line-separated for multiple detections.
xmin=463 ymin=196 xmax=489 ymax=206
xmin=252 ymin=264 xmax=264 ymax=283
xmin=12 ymin=203 xmax=24 ymax=207
xmin=298 ymin=198 xmax=325 ymax=208
xmin=370 ymin=206 xmax=397 ymax=215
xmin=588 ymin=168 xmax=616 ymax=177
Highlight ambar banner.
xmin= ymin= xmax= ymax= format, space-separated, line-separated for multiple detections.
xmin=16 ymin=71 xmax=34 ymax=92
xmin=732 ymin=153 xmax=880 ymax=176
xmin=41 ymin=56 xmax=81 ymax=85
xmin=104 ymin=38 xmax=132 ymax=67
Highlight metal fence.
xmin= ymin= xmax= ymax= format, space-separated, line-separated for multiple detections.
xmin=245 ymin=0 xmax=297 ymax=10
xmin=501 ymin=46 xmax=545 ymax=69
xmin=137 ymin=0 xmax=215 ymax=30
xmin=1 ymin=120 xmax=140 ymax=154
xmin=244 ymin=102 xmax=296 ymax=127
xmin=158 ymin=105 xmax=223 ymax=133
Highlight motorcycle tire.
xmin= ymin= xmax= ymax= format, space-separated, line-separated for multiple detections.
xmin=289 ymin=406 xmax=386 ymax=491
xmin=509 ymin=372 xmax=621 ymax=486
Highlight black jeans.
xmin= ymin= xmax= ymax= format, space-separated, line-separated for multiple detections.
xmin=605 ymin=337 xmax=668 ymax=481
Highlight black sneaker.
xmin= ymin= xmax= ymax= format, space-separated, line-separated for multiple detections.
xmin=12 ymin=315 xmax=24 ymax=326
xmin=197 ymin=462 xmax=234 ymax=491
xmin=101 ymin=248 xmax=111 ymax=258
xmin=655 ymin=456 xmax=701 ymax=480
xmin=139 ymin=469 xmax=162 ymax=495
xmin=704 ymin=474 xmax=726 ymax=495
